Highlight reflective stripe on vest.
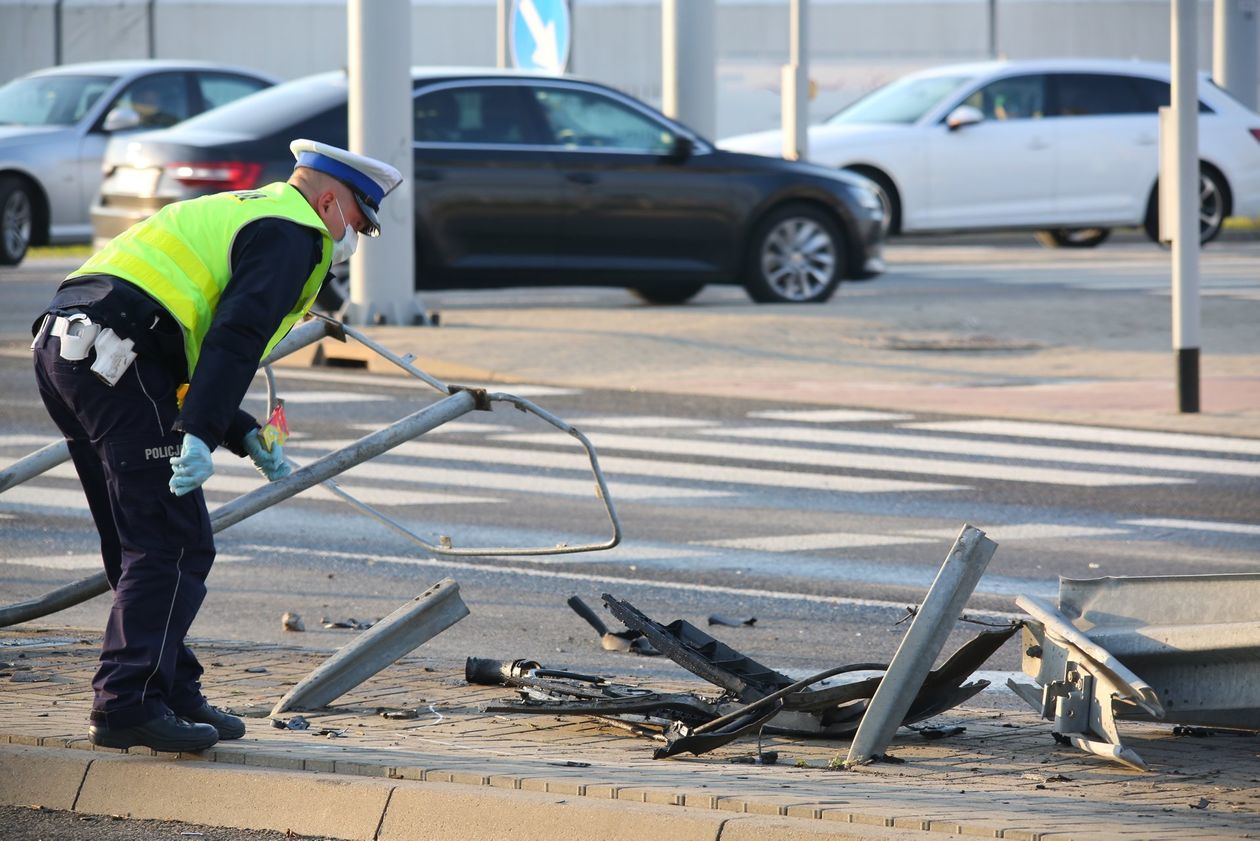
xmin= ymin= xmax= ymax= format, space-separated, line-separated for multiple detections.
xmin=69 ymin=182 xmax=332 ymax=376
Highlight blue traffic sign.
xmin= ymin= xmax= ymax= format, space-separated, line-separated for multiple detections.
xmin=509 ymin=0 xmax=571 ymax=75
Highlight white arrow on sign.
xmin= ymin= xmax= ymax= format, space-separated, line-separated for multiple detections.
xmin=519 ymin=0 xmax=561 ymax=72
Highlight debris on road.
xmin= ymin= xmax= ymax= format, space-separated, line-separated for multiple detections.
xmin=281 ymin=611 xmax=305 ymax=632
xmin=272 ymin=715 xmax=311 ymax=731
xmin=1010 ymin=572 xmax=1260 ymax=771
xmin=708 ymin=614 xmax=756 ymax=628
xmin=567 ymin=595 xmax=660 ymax=656
xmin=321 ymin=617 xmax=374 ymax=630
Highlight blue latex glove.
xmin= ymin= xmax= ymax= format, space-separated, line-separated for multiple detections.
xmin=169 ymin=433 xmax=213 ymax=496
xmin=242 ymin=428 xmax=292 ymax=482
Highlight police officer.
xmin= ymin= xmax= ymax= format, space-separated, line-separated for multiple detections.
xmin=30 ymin=139 xmax=402 ymax=753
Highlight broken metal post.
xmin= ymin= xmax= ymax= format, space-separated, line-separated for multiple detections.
xmin=845 ymin=524 xmax=997 ymax=766
xmin=271 ymin=578 xmax=469 ymax=715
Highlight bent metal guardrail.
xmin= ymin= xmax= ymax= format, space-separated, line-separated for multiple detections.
xmin=0 ymin=314 xmax=621 ymax=627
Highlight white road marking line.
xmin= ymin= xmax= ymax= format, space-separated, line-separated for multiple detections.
xmin=297 ymin=440 xmax=966 ymax=494
xmin=560 ymin=416 xmax=717 ymax=429
xmin=696 ymin=532 xmax=937 ymax=552
xmin=240 ymin=543 xmax=1023 ymax=621
xmin=705 ymin=426 xmax=1260 ymax=478
xmin=0 ymin=553 xmax=252 ymax=571
xmin=908 ymin=524 xmax=1131 ymax=541
xmin=1121 ymin=518 xmax=1260 ymax=537
xmin=250 ymin=390 xmax=393 ymax=404
xmin=902 ymin=419 xmax=1260 ymax=457
xmin=257 ymin=368 xmax=578 ymax=397
xmin=496 ymin=432 xmax=1186 ymax=488
xmin=748 ymin=409 xmax=914 ymax=423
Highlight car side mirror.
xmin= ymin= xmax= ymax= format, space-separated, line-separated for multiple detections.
xmin=668 ymin=135 xmax=695 ymax=161
xmin=946 ymin=105 xmax=984 ymax=131
xmin=102 ymin=107 xmax=143 ymax=133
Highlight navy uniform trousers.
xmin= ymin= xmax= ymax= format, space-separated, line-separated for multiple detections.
xmin=32 ymin=323 xmax=215 ymax=728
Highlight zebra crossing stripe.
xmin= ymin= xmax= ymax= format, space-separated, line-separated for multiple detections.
xmin=496 ymin=432 xmax=1186 ymax=488
xmin=901 ymin=419 xmax=1260 ymax=457
xmin=703 ymin=426 xmax=1260 ymax=478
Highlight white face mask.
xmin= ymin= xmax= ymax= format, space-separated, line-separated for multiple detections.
xmin=329 ymin=196 xmax=359 ymax=264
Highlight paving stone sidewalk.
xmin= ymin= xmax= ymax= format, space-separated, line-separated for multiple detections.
xmin=2 ymin=628 xmax=1257 ymax=840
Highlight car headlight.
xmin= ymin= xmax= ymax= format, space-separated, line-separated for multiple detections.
xmin=853 ymin=185 xmax=882 ymax=213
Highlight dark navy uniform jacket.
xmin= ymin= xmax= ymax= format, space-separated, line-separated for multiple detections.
xmin=37 ymin=217 xmax=324 ymax=456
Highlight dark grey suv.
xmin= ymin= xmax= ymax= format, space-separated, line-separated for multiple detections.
xmin=92 ymin=69 xmax=885 ymax=305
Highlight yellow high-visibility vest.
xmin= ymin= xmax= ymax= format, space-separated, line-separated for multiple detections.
xmin=70 ymin=182 xmax=332 ymax=376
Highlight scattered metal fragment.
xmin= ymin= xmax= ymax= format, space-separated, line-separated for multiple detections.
xmin=244 ymin=667 xmax=269 ymax=674
xmin=915 ymin=725 xmax=966 ymax=740
xmin=9 ymin=671 xmax=51 ymax=683
xmin=567 ymin=596 xmax=660 ymax=656
xmin=381 ymin=708 xmax=420 ymax=720
xmin=1173 ymin=726 xmax=1255 ymax=738
xmin=1190 ymin=798 xmax=1210 ymax=810
xmin=321 ymin=617 xmax=374 ymax=630
xmin=271 ymin=715 xmax=310 ymax=730
xmin=729 ymin=751 xmax=778 ymax=765
xmin=549 ymin=760 xmax=591 ymax=767
xmin=272 ymin=579 xmax=468 ymax=716
xmin=281 ymin=612 xmax=305 ymax=632
xmin=708 ymin=614 xmax=756 ymax=628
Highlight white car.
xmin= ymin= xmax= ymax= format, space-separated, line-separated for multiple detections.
xmin=720 ymin=59 xmax=1260 ymax=248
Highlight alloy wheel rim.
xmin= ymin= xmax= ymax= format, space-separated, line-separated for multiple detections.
xmin=760 ymin=218 xmax=836 ymax=301
xmin=2 ymin=189 xmax=31 ymax=258
xmin=1199 ymin=174 xmax=1223 ymax=240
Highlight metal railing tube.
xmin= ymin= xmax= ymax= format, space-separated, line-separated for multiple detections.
xmin=0 ymin=440 xmax=71 ymax=495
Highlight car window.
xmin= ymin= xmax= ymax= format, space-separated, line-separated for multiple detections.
xmin=172 ymin=72 xmax=347 ymax=136
xmin=960 ymin=74 xmax=1046 ymax=121
xmin=1129 ymin=76 xmax=1215 ymax=114
xmin=414 ymin=85 xmax=539 ymax=145
xmin=0 ymin=73 xmax=114 ymax=126
xmin=1051 ymin=74 xmax=1148 ymax=117
xmin=828 ymin=75 xmax=973 ymax=125
xmin=529 ymin=86 xmax=675 ymax=152
xmin=196 ymin=73 xmax=270 ymax=113
xmin=117 ymin=72 xmax=191 ymax=128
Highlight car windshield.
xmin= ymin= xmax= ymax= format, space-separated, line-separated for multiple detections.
xmin=0 ymin=74 xmax=116 ymax=126
xmin=826 ymin=74 xmax=974 ymax=125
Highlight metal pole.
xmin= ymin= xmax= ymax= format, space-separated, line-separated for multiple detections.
xmin=1214 ymin=0 xmax=1259 ymax=111
xmin=661 ymin=0 xmax=717 ymax=140
xmin=1172 ymin=0 xmax=1201 ymax=414
xmin=988 ymin=0 xmax=998 ymax=59
xmin=496 ymin=0 xmax=509 ymax=68
xmin=346 ymin=0 xmax=420 ymax=326
xmin=781 ymin=0 xmax=809 ymax=160
xmin=845 ymin=525 xmax=997 ymax=765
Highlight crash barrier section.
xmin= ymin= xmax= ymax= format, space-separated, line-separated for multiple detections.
xmin=0 ymin=314 xmax=622 ymax=628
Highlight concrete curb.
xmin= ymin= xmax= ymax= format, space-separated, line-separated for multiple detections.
xmin=0 ymin=745 xmax=934 ymax=841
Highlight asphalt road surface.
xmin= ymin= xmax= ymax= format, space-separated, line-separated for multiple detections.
xmin=2 ymin=235 xmax=1258 ymax=704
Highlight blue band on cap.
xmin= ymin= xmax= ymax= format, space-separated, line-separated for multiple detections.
xmin=295 ymin=151 xmax=383 ymax=207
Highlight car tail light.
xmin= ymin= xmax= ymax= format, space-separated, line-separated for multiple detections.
xmin=166 ymin=161 xmax=262 ymax=191
xmin=1250 ymin=129 xmax=1260 ymax=144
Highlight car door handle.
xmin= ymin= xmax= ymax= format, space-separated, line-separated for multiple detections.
xmin=566 ymin=172 xmax=599 ymax=185
xmin=415 ymin=168 xmax=444 ymax=181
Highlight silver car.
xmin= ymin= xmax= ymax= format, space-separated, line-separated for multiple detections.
xmin=0 ymin=59 xmax=277 ymax=266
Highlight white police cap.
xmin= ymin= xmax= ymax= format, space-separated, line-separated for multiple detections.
xmin=290 ymin=139 xmax=402 ymax=236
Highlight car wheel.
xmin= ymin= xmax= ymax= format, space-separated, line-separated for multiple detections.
xmin=315 ymin=265 xmax=349 ymax=313
xmin=743 ymin=204 xmax=845 ymax=304
xmin=1143 ymin=167 xmax=1230 ymax=246
xmin=0 ymin=177 xmax=34 ymax=266
xmin=630 ymin=283 xmax=705 ymax=305
xmin=1034 ymin=228 xmax=1111 ymax=249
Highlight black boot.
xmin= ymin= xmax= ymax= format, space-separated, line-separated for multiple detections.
xmin=178 ymin=701 xmax=246 ymax=740
xmin=89 ymin=712 xmax=219 ymax=752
